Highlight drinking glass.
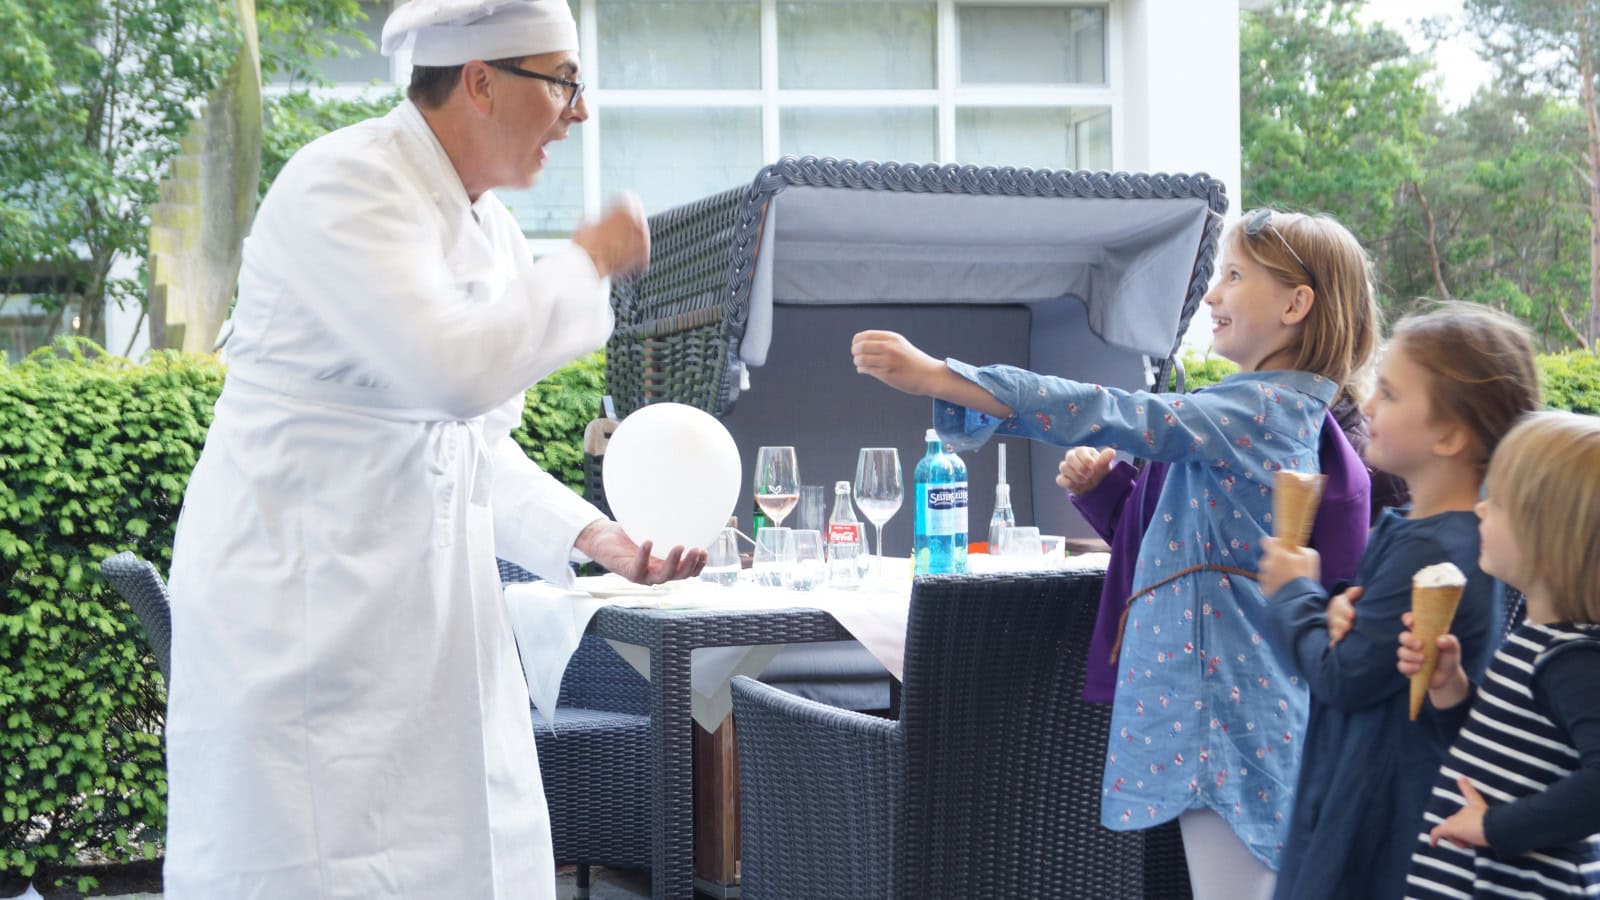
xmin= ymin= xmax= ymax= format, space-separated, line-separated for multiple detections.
xmin=854 ymin=448 xmax=903 ymax=578
xmin=753 ymin=526 xmax=794 ymax=588
xmin=795 ymin=485 xmax=827 ymax=532
xmin=788 ymin=529 xmax=827 ymax=591
xmin=754 ymin=446 xmax=800 ymax=527
xmin=827 ymin=539 xmax=863 ymax=591
xmin=998 ymin=525 xmax=1044 ymax=567
xmin=1039 ymin=534 xmax=1067 ymax=559
xmin=700 ymin=525 xmax=742 ymax=587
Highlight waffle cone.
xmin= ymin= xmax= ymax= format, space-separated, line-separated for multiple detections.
xmin=1272 ymin=471 xmax=1326 ymax=548
xmin=1409 ymin=584 xmax=1465 ymax=720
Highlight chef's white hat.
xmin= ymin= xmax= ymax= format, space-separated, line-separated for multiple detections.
xmin=381 ymin=0 xmax=579 ymax=67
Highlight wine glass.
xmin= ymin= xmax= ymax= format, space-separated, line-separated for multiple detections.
xmin=754 ymin=446 xmax=800 ymax=527
xmin=854 ymin=447 xmax=903 ymax=577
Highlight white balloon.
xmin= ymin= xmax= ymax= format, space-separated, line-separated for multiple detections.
xmin=602 ymin=403 xmax=742 ymax=552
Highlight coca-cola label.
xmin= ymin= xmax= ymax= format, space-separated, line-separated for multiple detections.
xmin=828 ymin=523 xmax=861 ymax=544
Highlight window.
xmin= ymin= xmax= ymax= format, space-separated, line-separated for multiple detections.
xmin=586 ymin=0 xmax=1115 ymax=237
xmin=955 ymin=106 xmax=1111 ymax=170
xmin=780 ymin=107 xmax=936 ymax=163
xmin=598 ymin=0 xmax=761 ymax=89
xmin=957 ymin=6 xmax=1105 ymax=85
xmin=600 ymin=108 xmax=764 ymax=214
xmin=275 ymin=0 xmax=1116 ymax=240
xmin=778 ymin=1 xmax=935 ymax=90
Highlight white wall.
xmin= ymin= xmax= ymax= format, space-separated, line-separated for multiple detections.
xmin=1120 ymin=0 xmax=1242 ymax=353
xmin=103 ymin=255 xmax=150 ymax=359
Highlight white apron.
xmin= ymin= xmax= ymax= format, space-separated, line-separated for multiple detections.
xmin=165 ymin=101 xmax=610 ymax=899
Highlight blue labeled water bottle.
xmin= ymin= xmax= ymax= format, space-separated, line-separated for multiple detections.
xmin=913 ymin=429 xmax=968 ymax=575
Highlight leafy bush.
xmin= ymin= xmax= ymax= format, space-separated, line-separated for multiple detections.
xmin=1537 ymin=350 xmax=1600 ymax=415
xmin=1174 ymin=351 xmax=1239 ymax=390
xmin=514 ymin=351 xmax=607 ymax=491
xmin=1 ymin=342 xmax=604 ymax=884
xmin=1 ymin=340 xmax=220 ymax=886
xmin=1177 ymin=348 xmax=1600 ymax=415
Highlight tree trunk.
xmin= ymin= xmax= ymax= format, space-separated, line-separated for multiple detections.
xmin=1558 ymin=302 xmax=1593 ymax=351
xmin=80 ymin=249 xmax=113 ymax=349
xmin=1409 ymin=181 xmax=1452 ymax=300
xmin=1580 ymin=18 xmax=1600 ymax=351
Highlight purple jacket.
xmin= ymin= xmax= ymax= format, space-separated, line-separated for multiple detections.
xmin=1072 ymin=409 xmax=1371 ymax=703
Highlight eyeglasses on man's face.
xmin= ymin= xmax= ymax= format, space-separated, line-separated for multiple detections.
xmin=487 ymin=61 xmax=585 ymax=110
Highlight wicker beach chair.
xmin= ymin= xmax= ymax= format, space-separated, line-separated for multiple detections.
xmin=607 ymin=156 xmax=1226 ymax=552
xmin=100 ymin=551 xmax=173 ymax=681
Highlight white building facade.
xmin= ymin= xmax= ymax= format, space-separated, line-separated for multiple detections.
xmin=108 ymin=0 xmax=1244 ymax=358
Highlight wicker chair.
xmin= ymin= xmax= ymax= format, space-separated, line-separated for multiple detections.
xmin=731 ymin=569 xmax=1170 ymax=900
xmin=496 ymin=559 xmax=652 ymax=895
xmin=100 ymin=551 xmax=173 ymax=681
xmin=607 ymin=158 xmax=1226 ymax=421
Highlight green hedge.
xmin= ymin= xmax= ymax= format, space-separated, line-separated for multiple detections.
xmin=1178 ymin=349 xmax=1600 ymax=414
xmin=1173 ymin=352 xmax=1241 ymax=390
xmin=513 ymin=352 xmax=606 ymax=487
xmin=0 ymin=342 xmax=605 ymax=885
xmin=1537 ymin=350 xmax=1600 ymax=414
xmin=0 ymin=341 xmax=216 ymax=887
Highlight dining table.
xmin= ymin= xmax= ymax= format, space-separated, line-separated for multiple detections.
xmin=505 ymin=552 xmax=1110 ymax=899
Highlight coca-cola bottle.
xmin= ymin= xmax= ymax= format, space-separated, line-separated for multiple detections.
xmin=826 ymin=480 xmax=863 ymax=590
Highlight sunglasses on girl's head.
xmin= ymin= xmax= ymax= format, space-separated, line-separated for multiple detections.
xmin=1244 ymin=209 xmax=1315 ymax=287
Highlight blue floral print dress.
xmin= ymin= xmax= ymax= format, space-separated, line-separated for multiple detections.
xmin=934 ymin=361 xmax=1338 ymax=867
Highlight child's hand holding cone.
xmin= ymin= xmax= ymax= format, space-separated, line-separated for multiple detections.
xmin=1259 ymin=472 xmax=1328 ymax=596
xmin=1404 ymin=562 xmax=1468 ymax=720
xmin=1272 ymin=471 xmax=1327 ymax=548
xmin=1398 ymin=612 xmax=1466 ymax=715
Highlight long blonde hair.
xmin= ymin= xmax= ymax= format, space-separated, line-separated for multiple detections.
xmin=1226 ymin=210 xmax=1381 ymax=403
xmin=1486 ymin=411 xmax=1600 ymax=624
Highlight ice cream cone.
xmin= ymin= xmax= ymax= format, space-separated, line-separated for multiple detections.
xmin=1272 ymin=471 xmax=1326 ymax=548
xmin=1410 ymin=564 xmax=1467 ymax=720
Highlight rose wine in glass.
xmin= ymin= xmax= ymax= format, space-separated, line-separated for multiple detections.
xmin=854 ymin=447 xmax=903 ymax=577
xmin=754 ymin=446 xmax=800 ymax=527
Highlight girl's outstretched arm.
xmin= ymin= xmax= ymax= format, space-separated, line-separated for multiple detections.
xmin=851 ymin=330 xmax=1013 ymax=417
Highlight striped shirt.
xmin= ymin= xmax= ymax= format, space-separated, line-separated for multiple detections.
xmin=1406 ymin=622 xmax=1600 ymax=899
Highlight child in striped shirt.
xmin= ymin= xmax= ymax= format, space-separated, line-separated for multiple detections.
xmin=1400 ymin=410 xmax=1600 ymax=898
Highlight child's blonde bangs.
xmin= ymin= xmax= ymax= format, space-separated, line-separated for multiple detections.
xmin=1488 ymin=412 xmax=1600 ymax=623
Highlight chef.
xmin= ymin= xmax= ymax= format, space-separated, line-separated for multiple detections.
xmin=163 ymin=0 xmax=702 ymax=895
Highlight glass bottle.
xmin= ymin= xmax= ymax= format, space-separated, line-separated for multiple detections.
xmin=912 ymin=429 xmax=968 ymax=575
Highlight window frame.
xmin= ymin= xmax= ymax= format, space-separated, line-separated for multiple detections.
xmin=290 ymin=0 xmax=1122 ymax=246
xmin=578 ymin=0 xmax=1120 ymax=232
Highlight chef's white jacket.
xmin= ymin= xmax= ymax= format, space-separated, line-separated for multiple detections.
xmin=165 ymin=100 xmax=609 ymax=899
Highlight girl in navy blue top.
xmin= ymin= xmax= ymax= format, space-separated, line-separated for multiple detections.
xmin=1255 ymin=305 xmax=1541 ymax=900
xmin=1400 ymin=411 xmax=1600 ymax=898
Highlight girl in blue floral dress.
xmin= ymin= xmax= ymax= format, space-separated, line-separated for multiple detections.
xmin=852 ymin=209 xmax=1381 ymax=900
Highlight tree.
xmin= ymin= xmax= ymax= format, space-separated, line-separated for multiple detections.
xmin=1464 ymin=0 xmax=1600 ymax=348
xmin=1240 ymin=0 xmax=1435 ymax=249
xmin=0 ymin=0 xmax=369 ymax=353
xmin=1382 ymin=90 xmax=1592 ymax=349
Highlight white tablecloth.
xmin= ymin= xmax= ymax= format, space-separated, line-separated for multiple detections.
xmin=505 ymin=553 xmax=1109 ymax=732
